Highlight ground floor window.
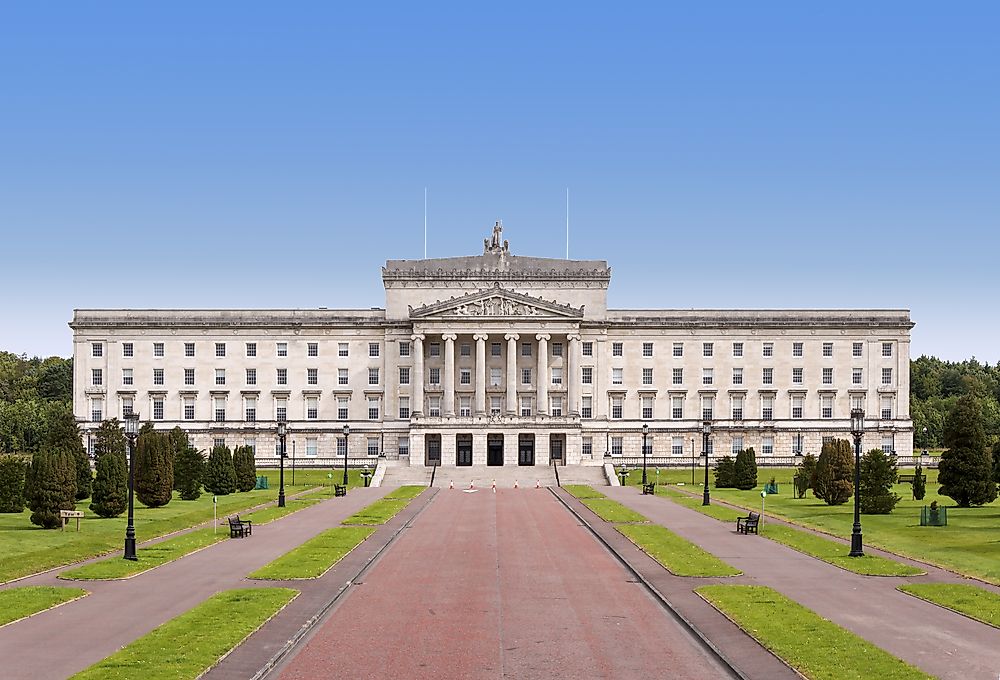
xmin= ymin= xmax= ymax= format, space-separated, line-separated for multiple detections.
xmin=582 ymin=437 xmax=592 ymax=457
xmin=398 ymin=437 xmax=409 ymax=456
xmin=337 ymin=437 xmax=348 ymax=456
xmin=368 ymin=437 xmax=379 ymax=456
xmin=672 ymin=437 xmax=683 ymax=456
xmin=611 ymin=436 xmax=623 ymax=456
xmin=306 ymin=437 xmax=317 ymax=457
xmin=762 ymin=436 xmax=773 ymax=455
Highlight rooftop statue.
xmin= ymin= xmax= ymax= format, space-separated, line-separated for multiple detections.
xmin=484 ymin=220 xmax=510 ymax=254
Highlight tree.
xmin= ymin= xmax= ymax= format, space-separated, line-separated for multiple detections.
xmin=938 ymin=395 xmax=998 ymax=507
xmin=992 ymin=441 xmax=1000 ymax=486
xmin=233 ymin=446 xmax=257 ymax=492
xmin=27 ymin=450 xmax=77 ymax=529
xmin=0 ymin=454 xmax=27 ymax=512
xmin=732 ymin=447 xmax=758 ymax=490
xmin=43 ymin=403 xmax=91 ymax=500
xmin=713 ymin=456 xmax=736 ymax=488
xmin=912 ymin=463 xmax=927 ymax=501
xmin=135 ymin=428 xmax=173 ymax=508
xmin=174 ymin=445 xmax=205 ymax=501
xmin=168 ymin=428 xmax=189 ymax=491
xmin=89 ymin=446 xmax=128 ymax=517
xmin=812 ymin=439 xmax=854 ymax=505
xmin=94 ymin=419 xmax=126 ymax=463
xmin=859 ymin=448 xmax=900 ymax=514
xmin=793 ymin=453 xmax=818 ymax=499
xmin=203 ymin=444 xmax=236 ymax=495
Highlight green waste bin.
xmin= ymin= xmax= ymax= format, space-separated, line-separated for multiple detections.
xmin=255 ymin=475 xmax=269 ymax=490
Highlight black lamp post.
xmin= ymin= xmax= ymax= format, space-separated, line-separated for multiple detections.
xmin=123 ymin=412 xmax=140 ymax=561
xmin=641 ymin=424 xmax=649 ymax=485
xmin=342 ymin=424 xmax=350 ymax=485
xmin=702 ymin=419 xmax=712 ymax=506
xmin=277 ymin=419 xmax=287 ymax=508
xmin=690 ymin=436 xmax=695 ymax=484
xmin=849 ymin=408 xmax=865 ymax=557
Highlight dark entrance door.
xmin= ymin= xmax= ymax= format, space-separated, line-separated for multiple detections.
xmin=487 ymin=434 xmax=504 ymax=466
xmin=425 ymin=435 xmax=441 ymax=467
xmin=518 ymin=434 xmax=535 ymax=466
xmin=550 ymin=436 xmax=564 ymax=465
xmin=456 ymin=435 xmax=472 ymax=466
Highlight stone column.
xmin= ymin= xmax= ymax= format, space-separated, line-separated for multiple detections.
xmin=505 ymin=333 xmax=519 ymax=415
xmin=536 ymin=333 xmax=550 ymax=415
xmin=567 ymin=333 xmax=581 ymax=416
xmin=473 ymin=333 xmax=488 ymax=415
xmin=411 ymin=334 xmax=424 ymax=416
xmin=442 ymin=333 xmax=457 ymax=417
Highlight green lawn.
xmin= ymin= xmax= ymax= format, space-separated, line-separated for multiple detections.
xmin=240 ymin=497 xmax=323 ymax=525
xmin=381 ymin=485 xmax=425 ymax=501
xmin=71 ymin=588 xmax=298 ymax=680
xmin=616 ymin=524 xmax=740 ymax=577
xmin=580 ymin=498 xmax=648 ymax=524
xmin=697 ymin=585 xmax=932 ymax=680
xmin=60 ymin=527 xmax=226 ymax=580
xmin=899 ymin=583 xmax=1000 ymax=628
xmin=0 ymin=586 xmax=88 ymax=627
xmin=248 ymin=526 xmax=375 ymax=579
xmin=564 ymin=484 xmax=606 ymax=499
xmin=759 ymin=522 xmax=922 ymax=576
xmin=342 ymin=487 xmax=424 ymax=526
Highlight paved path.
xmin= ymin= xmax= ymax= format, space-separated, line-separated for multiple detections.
xmin=604 ymin=486 xmax=1000 ymax=680
xmin=0 ymin=487 xmax=391 ymax=680
xmin=277 ymin=488 xmax=731 ymax=680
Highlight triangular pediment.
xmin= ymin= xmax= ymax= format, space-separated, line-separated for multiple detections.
xmin=409 ymin=285 xmax=584 ymax=319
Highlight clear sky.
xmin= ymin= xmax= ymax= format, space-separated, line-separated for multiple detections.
xmin=1 ymin=3 xmax=997 ymax=362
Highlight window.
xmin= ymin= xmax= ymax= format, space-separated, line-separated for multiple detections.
xmin=582 ymin=367 xmax=593 ymax=384
xmin=552 ymin=342 xmax=563 ymax=357
xmin=490 ymin=367 xmax=502 ymax=386
xmin=337 ymin=437 xmax=347 ymax=456
xmin=460 ymin=342 xmax=471 ymax=357
xmin=429 ymin=397 xmax=441 ymax=417
xmin=368 ymin=368 xmax=379 ymax=385
xmin=398 ymin=437 xmax=410 ymax=457
xmin=399 ymin=367 xmax=410 ymax=385
xmin=762 ymin=367 xmax=773 ymax=385
xmin=92 ymin=342 xmax=104 ymax=357
xmin=732 ymin=395 xmax=744 ymax=421
xmin=307 ymin=397 xmax=319 ymax=420
xmin=732 ymin=367 xmax=743 ymax=385
xmin=430 ymin=343 xmax=441 ymax=357
xmin=672 ymin=396 xmax=683 ymax=419
xmin=369 ymin=342 xmax=380 ymax=357
xmin=792 ymin=367 xmax=803 ymax=384
xmin=703 ymin=342 xmax=713 ymax=357
xmin=612 ymin=342 xmax=623 ymax=357
xmin=306 ymin=438 xmax=318 ymax=457
xmin=702 ymin=368 xmax=713 ymax=385
xmin=881 ymin=396 xmax=893 ymax=420
xmin=762 ymin=436 xmax=774 ymax=455
xmin=337 ymin=397 xmax=348 ymax=420
xmin=882 ymin=342 xmax=893 ymax=357
xmin=732 ymin=342 xmax=743 ymax=357
xmin=582 ymin=437 xmax=593 ymax=457
xmin=211 ymin=369 xmax=223 ymax=387
xmin=246 ymin=342 xmax=257 ymax=357
xmin=246 ymin=396 xmax=257 ymax=422
xmin=642 ymin=432 xmax=653 ymax=455
xmin=673 ymin=368 xmax=683 ymax=385
xmin=822 ymin=395 xmax=833 ymax=419
xmin=399 ymin=341 xmax=410 ymax=357
xmin=153 ymin=368 xmax=164 ymax=386
xmin=641 ymin=395 xmax=653 ymax=419
xmin=308 ymin=368 xmax=319 ymax=385
xmin=122 ymin=397 xmax=134 ymax=418
xmin=521 ymin=342 xmax=532 ymax=357
xmin=153 ymin=398 xmax=164 ymax=420
xmin=792 ymin=395 xmax=804 ymax=419
xmin=460 ymin=368 xmax=472 ymax=385
xmin=276 ymin=398 xmax=287 ymax=422
xmin=732 ymin=436 xmax=744 ymax=455
xmin=460 ymin=396 xmax=472 ymax=417
xmin=851 ymin=394 xmax=865 ymax=412
xmin=582 ymin=396 xmax=593 ymax=418
xmin=247 ymin=368 xmax=257 ymax=385
xmin=491 ymin=342 xmax=502 ymax=357
xmin=612 ymin=368 xmax=623 ymax=385
xmin=551 ymin=367 xmax=563 ymax=385
xmin=399 ymin=396 xmax=410 ymax=419
xmin=91 ymin=398 xmax=103 ymax=422
xmin=882 ymin=436 xmax=894 ymax=454
xmin=792 ymin=342 xmax=802 ymax=357
xmin=338 ymin=368 xmax=348 ymax=385
xmin=214 ymin=396 xmax=226 ymax=421
xmin=184 ymin=398 xmax=194 ymax=420
xmin=490 ymin=396 xmax=501 ymax=415
xmin=642 ymin=368 xmax=653 ymax=385
xmin=611 ymin=437 xmax=623 ymax=456
xmin=764 ymin=342 xmax=775 ymax=358
xmin=761 ymin=395 xmax=774 ymax=420
xmin=853 ymin=368 xmax=863 ymax=385
xmin=701 ymin=395 xmax=714 ymax=420
xmin=122 ymin=368 xmax=133 ymax=386
xmin=853 ymin=342 xmax=863 ymax=357
xmin=338 ymin=342 xmax=348 ymax=357
xmin=368 ymin=396 xmax=379 ymax=420
xmin=882 ymin=368 xmax=893 ymax=384
xmin=215 ymin=342 xmax=226 ymax=357
xmin=642 ymin=342 xmax=653 ymax=357
xmin=822 ymin=367 xmax=833 ymax=385
xmin=520 ymin=397 xmax=532 ymax=417
xmin=672 ymin=342 xmax=683 ymax=357
xmin=154 ymin=342 xmax=164 ymax=358
xmin=521 ymin=368 xmax=532 ymax=385
xmin=823 ymin=342 xmax=833 ymax=357
xmin=611 ymin=396 xmax=623 ymax=419
xmin=277 ymin=368 xmax=288 ymax=385
xmin=550 ymin=396 xmax=563 ymax=417
xmin=184 ymin=368 xmax=195 ymax=385
xmin=582 ymin=342 xmax=593 ymax=356
xmin=367 ymin=437 xmax=379 ymax=456
xmin=307 ymin=342 xmax=318 ymax=357
xmin=122 ymin=342 xmax=133 ymax=357
xmin=185 ymin=342 xmax=195 ymax=357
xmin=277 ymin=342 xmax=288 ymax=357
xmin=429 ymin=368 xmax=441 ymax=385
xmin=672 ymin=437 xmax=684 ymax=456
xmin=792 ymin=433 xmax=803 ymax=455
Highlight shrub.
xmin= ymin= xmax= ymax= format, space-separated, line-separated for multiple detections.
xmin=859 ymin=448 xmax=900 ymax=514
xmin=733 ymin=448 xmax=758 ymax=490
xmin=793 ymin=453 xmax=818 ymax=499
xmin=174 ymin=445 xmax=205 ymax=501
xmin=135 ymin=428 xmax=174 ymax=508
xmin=912 ymin=463 xmax=926 ymax=501
xmin=28 ymin=450 xmax=77 ymax=529
xmin=812 ymin=439 xmax=854 ymax=505
xmin=90 ymin=447 xmax=128 ymax=517
xmin=203 ymin=444 xmax=236 ymax=495
xmin=0 ymin=454 xmax=27 ymax=512
xmin=938 ymin=395 xmax=998 ymax=507
xmin=714 ymin=456 xmax=736 ymax=488
xmin=233 ymin=446 xmax=258 ymax=492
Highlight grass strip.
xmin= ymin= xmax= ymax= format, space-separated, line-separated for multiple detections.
xmin=249 ymin=526 xmax=375 ymax=580
xmin=241 ymin=497 xmax=323 ymax=525
xmin=381 ymin=485 xmax=425 ymax=501
xmin=0 ymin=586 xmax=88 ymax=627
xmin=617 ymin=524 xmax=740 ymax=577
xmin=899 ymin=583 xmax=1000 ymax=628
xmin=564 ymin=484 xmax=606 ymax=499
xmin=580 ymin=498 xmax=648 ymax=524
xmin=660 ymin=486 xmax=746 ymax=523
xmin=61 ymin=527 xmax=225 ymax=580
xmin=71 ymin=588 xmax=297 ymax=680
xmin=697 ymin=585 xmax=932 ymax=680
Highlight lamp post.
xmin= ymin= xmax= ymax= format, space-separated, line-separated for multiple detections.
xmin=342 ymin=424 xmax=350 ymax=486
xmin=690 ymin=436 xmax=695 ymax=484
xmin=277 ymin=419 xmax=287 ymax=508
xmin=702 ymin=419 xmax=712 ymax=506
xmin=123 ymin=412 xmax=140 ymax=560
xmin=849 ymin=408 xmax=865 ymax=557
xmin=922 ymin=426 xmax=929 ymax=457
xmin=641 ymin=424 xmax=649 ymax=485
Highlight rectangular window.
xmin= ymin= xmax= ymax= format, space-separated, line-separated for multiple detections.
xmin=246 ymin=342 xmax=257 ymax=357
xmin=91 ymin=342 xmax=104 ymax=357
xmin=701 ymin=395 xmax=714 ymax=420
xmin=732 ymin=367 xmax=743 ymax=385
xmin=641 ymin=396 xmax=653 ymax=419
xmin=702 ymin=368 xmax=713 ymax=385
xmin=853 ymin=368 xmax=863 ymax=385
xmin=460 ymin=368 xmax=472 ymax=385
xmin=277 ymin=342 xmax=288 ymax=357
xmin=703 ymin=342 xmax=713 ymax=357
xmin=581 ymin=367 xmax=593 ymax=384
xmin=612 ymin=368 xmax=623 ymax=385
xmin=764 ymin=342 xmax=775 ymax=357
xmin=460 ymin=342 xmax=471 ymax=357
xmin=246 ymin=397 xmax=257 ymax=422
xmin=792 ymin=395 xmax=804 ymax=419
xmin=551 ymin=367 xmax=562 ymax=385
xmin=367 ymin=437 xmax=379 ymax=456
xmin=429 ymin=397 xmax=441 ymax=417
xmin=762 ymin=367 xmax=773 ymax=385
xmin=398 ymin=437 xmax=409 ymax=457
xmin=882 ymin=368 xmax=893 ymax=384
xmin=184 ymin=398 xmax=194 ymax=421
xmin=429 ymin=368 xmax=441 ymax=385
xmin=338 ymin=342 xmax=348 ymax=357
xmin=306 ymin=438 xmax=318 ymax=457
xmin=122 ymin=368 xmax=133 ymax=386
xmin=882 ymin=436 xmax=894 ymax=454
xmin=882 ymin=342 xmax=893 ymax=357
xmin=672 ymin=342 xmax=683 ymax=357
xmin=642 ymin=367 xmax=653 ymax=385
xmin=91 ymin=398 xmax=103 ymax=422
xmin=550 ymin=396 xmax=563 ymax=417
xmin=337 ymin=438 xmax=348 ymax=456
xmin=792 ymin=367 xmax=803 ymax=384
xmin=852 ymin=394 xmax=865 ymax=412
xmin=642 ymin=342 xmax=653 ymax=357
xmin=215 ymin=342 xmax=226 ymax=357
xmin=673 ymin=368 xmax=683 ymax=385
xmin=522 ymin=342 xmax=532 ymax=357
xmin=552 ymin=342 xmax=563 ymax=357
xmin=490 ymin=367 xmax=502 ymax=386
xmin=277 ymin=368 xmax=288 ymax=385
xmin=520 ymin=397 xmax=532 ymax=417
xmin=581 ymin=396 xmax=592 ymax=419
xmin=612 ymin=342 xmax=623 ymax=357
xmin=306 ymin=342 xmax=318 ymax=357
xmin=732 ymin=395 xmax=744 ymax=421
xmin=369 ymin=342 xmax=380 ymax=357
xmin=732 ymin=342 xmax=743 ymax=357
xmin=853 ymin=342 xmax=863 ymax=357
xmin=521 ymin=368 xmax=532 ymax=385
xmin=153 ymin=398 xmax=164 ymax=421
xmin=822 ymin=367 xmax=833 ymax=385
xmin=732 ymin=436 xmax=744 ymax=455
xmin=793 ymin=433 xmax=803 ymax=455
xmin=338 ymin=368 xmax=348 ymax=385
xmin=582 ymin=437 xmax=593 ymax=457
xmin=244 ymin=439 xmax=256 ymax=454
xmin=122 ymin=343 xmax=133 ymax=357
xmin=762 ymin=436 xmax=774 ymax=455
xmin=792 ymin=342 xmax=802 ymax=357
xmin=184 ymin=368 xmax=195 ymax=385
xmin=672 ymin=437 xmax=684 ymax=456
xmin=672 ymin=396 xmax=683 ymax=419
xmin=399 ymin=396 xmax=410 ymax=419
xmin=214 ymin=396 xmax=226 ymax=422
xmin=642 ymin=433 xmax=653 ymax=456
xmin=822 ymin=342 xmax=833 ymax=357
xmin=881 ymin=396 xmax=893 ymax=420
xmin=582 ymin=341 xmax=593 ymax=356
xmin=122 ymin=397 xmax=134 ymax=418
xmin=491 ymin=342 xmax=502 ymax=357
xmin=611 ymin=437 xmax=623 ymax=456
xmin=185 ymin=342 xmax=195 ymax=357
xmin=308 ymin=368 xmax=319 ymax=385
xmin=368 ymin=368 xmax=379 ymax=385
xmin=611 ymin=396 xmax=623 ymax=419
xmin=460 ymin=396 xmax=472 ymax=417
xmin=822 ymin=395 xmax=833 ymax=419
xmin=153 ymin=368 xmax=164 ymax=386
xmin=399 ymin=367 xmax=410 ymax=385
xmin=368 ymin=397 xmax=379 ymax=420
xmin=761 ymin=395 xmax=774 ymax=420
xmin=399 ymin=341 xmax=410 ymax=357
xmin=430 ymin=342 xmax=441 ymax=357
xmin=307 ymin=397 xmax=319 ymax=420
xmin=490 ymin=396 xmax=501 ymax=416
xmin=337 ymin=397 xmax=348 ymax=420
xmin=276 ymin=398 xmax=287 ymax=422
xmin=154 ymin=342 xmax=164 ymax=358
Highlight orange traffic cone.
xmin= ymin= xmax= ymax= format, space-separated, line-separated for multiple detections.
xmin=449 ymin=480 xmax=454 ymax=490
xmin=470 ymin=480 xmax=474 ymax=489
xmin=535 ymin=480 xmax=540 ymax=489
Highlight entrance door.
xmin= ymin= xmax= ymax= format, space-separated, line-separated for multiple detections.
xmin=456 ymin=435 xmax=472 ymax=466
xmin=550 ymin=436 xmax=564 ymax=465
xmin=518 ymin=434 xmax=535 ymax=466
xmin=487 ymin=434 xmax=504 ymax=466
xmin=425 ymin=435 xmax=441 ymax=467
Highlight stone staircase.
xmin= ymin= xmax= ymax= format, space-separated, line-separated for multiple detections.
xmin=381 ymin=463 xmax=608 ymax=488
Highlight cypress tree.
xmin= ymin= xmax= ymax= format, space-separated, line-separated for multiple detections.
xmin=0 ymin=454 xmax=27 ymax=513
xmin=44 ymin=403 xmax=91 ymax=500
xmin=135 ymin=428 xmax=174 ymax=508
xmin=938 ymin=395 xmax=997 ymax=507
xmin=812 ymin=438 xmax=854 ymax=505
xmin=233 ymin=446 xmax=258 ymax=492
xmin=174 ymin=445 xmax=205 ymax=501
xmin=90 ymin=449 xmax=128 ymax=517
xmin=793 ymin=453 xmax=818 ymax=499
xmin=912 ymin=462 xmax=927 ymax=501
xmin=169 ymin=427 xmax=190 ymax=492
xmin=713 ymin=456 xmax=736 ymax=488
xmin=28 ymin=450 xmax=77 ymax=529
xmin=203 ymin=444 xmax=236 ymax=495
xmin=733 ymin=447 xmax=758 ymax=490
xmin=992 ymin=441 xmax=1000 ymax=486
xmin=859 ymin=448 xmax=900 ymax=514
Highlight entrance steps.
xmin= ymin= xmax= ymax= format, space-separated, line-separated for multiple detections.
xmin=381 ymin=463 xmax=608 ymax=488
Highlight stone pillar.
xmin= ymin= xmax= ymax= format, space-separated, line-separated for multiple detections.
xmin=567 ymin=334 xmax=581 ymax=416
xmin=474 ymin=333 xmax=488 ymax=416
xmin=412 ymin=334 xmax=424 ymax=416
xmin=505 ymin=333 xmax=519 ymax=415
xmin=443 ymin=333 xmax=457 ymax=417
xmin=536 ymin=333 xmax=550 ymax=415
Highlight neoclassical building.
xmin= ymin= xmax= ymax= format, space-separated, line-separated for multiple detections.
xmin=71 ymin=223 xmax=914 ymax=466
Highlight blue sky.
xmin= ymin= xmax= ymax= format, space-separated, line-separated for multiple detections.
xmin=1 ymin=3 xmax=997 ymax=362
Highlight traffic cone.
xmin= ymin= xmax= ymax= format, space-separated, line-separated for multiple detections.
xmin=535 ymin=480 xmax=540 ymax=489
xmin=492 ymin=479 xmax=496 ymax=493
xmin=470 ymin=480 xmax=474 ymax=489
xmin=449 ymin=480 xmax=454 ymax=490
xmin=514 ymin=480 xmax=519 ymax=489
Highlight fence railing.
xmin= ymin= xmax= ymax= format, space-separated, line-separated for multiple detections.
xmin=256 ymin=456 xmax=380 ymax=469
xmin=613 ymin=454 xmax=939 ymax=469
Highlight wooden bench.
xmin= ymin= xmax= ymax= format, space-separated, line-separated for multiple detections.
xmin=228 ymin=516 xmax=252 ymax=538
xmin=641 ymin=483 xmax=656 ymax=495
xmin=737 ymin=512 xmax=760 ymax=535
xmin=334 ymin=484 xmax=347 ymax=497
xmin=898 ymin=474 xmax=916 ymax=484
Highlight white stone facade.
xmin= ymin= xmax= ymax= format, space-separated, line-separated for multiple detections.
xmin=71 ymin=224 xmax=914 ymax=465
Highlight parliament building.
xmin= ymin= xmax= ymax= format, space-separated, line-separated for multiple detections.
xmin=71 ymin=223 xmax=914 ymax=467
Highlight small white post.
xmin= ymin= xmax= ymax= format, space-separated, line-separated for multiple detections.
xmin=213 ymin=495 xmax=217 ymax=535
xmin=760 ymin=490 xmax=767 ymax=532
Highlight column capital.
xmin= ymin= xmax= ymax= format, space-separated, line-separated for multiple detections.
xmin=441 ymin=333 xmax=458 ymax=342
xmin=410 ymin=334 xmax=425 ymax=342
xmin=473 ymin=333 xmax=489 ymax=342
xmin=504 ymin=333 xmax=520 ymax=341
xmin=567 ymin=334 xmax=582 ymax=343
xmin=535 ymin=333 xmax=551 ymax=342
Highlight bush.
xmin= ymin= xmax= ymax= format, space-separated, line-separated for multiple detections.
xmin=859 ymin=448 xmax=900 ymax=514
xmin=90 ymin=447 xmax=128 ymax=517
xmin=27 ymin=450 xmax=77 ymax=529
xmin=203 ymin=444 xmax=236 ymax=495
xmin=938 ymin=395 xmax=998 ymax=507
xmin=793 ymin=453 xmax=818 ymax=499
xmin=174 ymin=445 xmax=205 ymax=501
xmin=0 ymin=454 xmax=27 ymax=512
xmin=912 ymin=463 xmax=926 ymax=501
xmin=135 ymin=428 xmax=174 ymax=508
xmin=713 ymin=456 xmax=736 ymax=488
xmin=733 ymin=448 xmax=758 ymax=490
xmin=812 ymin=439 xmax=854 ymax=506
xmin=233 ymin=446 xmax=258 ymax=492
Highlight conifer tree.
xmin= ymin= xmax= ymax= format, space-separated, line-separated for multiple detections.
xmin=44 ymin=403 xmax=91 ymax=500
xmin=793 ymin=453 xmax=818 ymax=499
xmin=812 ymin=438 xmax=854 ymax=505
xmin=174 ymin=445 xmax=205 ymax=501
xmin=859 ymin=448 xmax=900 ymax=514
xmin=732 ymin=447 xmax=758 ymax=490
xmin=28 ymin=449 xmax=77 ymax=529
xmin=90 ymin=447 xmax=128 ymax=517
xmin=135 ymin=428 xmax=174 ymax=508
xmin=169 ymin=427 xmax=190 ymax=491
xmin=203 ymin=444 xmax=237 ymax=495
xmin=912 ymin=462 xmax=927 ymax=501
xmin=938 ymin=395 xmax=997 ymax=507
xmin=713 ymin=456 xmax=736 ymax=488
xmin=0 ymin=454 xmax=27 ymax=513
xmin=233 ymin=446 xmax=258 ymax=492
